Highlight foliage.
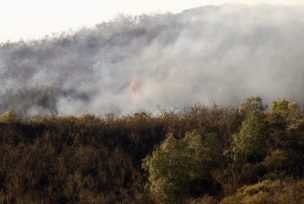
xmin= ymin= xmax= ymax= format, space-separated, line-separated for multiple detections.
xmin=238 ymin=96 xmax=266 ymax=114
xmin=187 ymin=195 xmax=218 ymax=204
xmin=0 ymin=111 xmax=15 ymax=123
xmin=0 ymin=97 xmax=304 ymax=203
xmin=230 ymin=111 xmax=269 ymax=164
xmin=220 ymin=179 xmax=304 ymax=204
xmin=271 ymin=98 xmax=290 ymax=116
xmin=142 ymin=131 xmax=212 ymax=203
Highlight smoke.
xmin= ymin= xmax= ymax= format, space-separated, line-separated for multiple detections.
xmin=1 ymin=4 xmax=304 ymax=115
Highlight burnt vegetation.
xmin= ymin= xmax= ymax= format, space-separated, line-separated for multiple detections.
xmin=0 ymin=97 xmax=304 ymax=203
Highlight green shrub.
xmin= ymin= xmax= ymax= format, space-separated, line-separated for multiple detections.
xmin=220 ymin=179 xmax=304 ymax=204
xmin=0 ymin=111 xmax=15 ymax=123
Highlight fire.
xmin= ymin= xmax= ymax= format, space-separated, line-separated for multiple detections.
xmin=217 ymin=86 xmax=223 ymax=93
xmin=130 ymin=76 xmax=138 ymax=97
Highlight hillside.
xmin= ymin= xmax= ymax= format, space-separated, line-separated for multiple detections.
xmin=2 ymin=4 xmax=304 ymax=203
xmin=1 ymin=5 xmax=304 ymax=115
xmin=1 ymin=97 xmax=304 ymax=203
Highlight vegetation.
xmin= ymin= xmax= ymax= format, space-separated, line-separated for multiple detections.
xmin=142 ymin=131 xmax=215 ymax=203
xmin=230 ymin=111 xmax=269 ymax=165
xmin=1 ymin=97 xmax=304 ymax=203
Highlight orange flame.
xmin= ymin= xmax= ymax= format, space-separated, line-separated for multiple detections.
xmin=217 ymin=86 xmax=223 ymax=93
xmin=130 ymin=76 xmax=138 ymax=97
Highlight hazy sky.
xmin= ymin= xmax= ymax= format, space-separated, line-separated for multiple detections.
xmin=0 ymin=0 xmax=303 ymax=42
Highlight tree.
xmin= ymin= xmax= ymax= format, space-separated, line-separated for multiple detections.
xmin=231 ymin=111 xmax=269 ymax=164
xmin=238 ymin=96 xmax=266 ymax=114
xmin=271 ymin=98 xmax=289 ymax=116
xmin=268 ymin=99 xmax=304 ymax=177
xmin=270 ymin=98 xmax=303 ymax=131
xmin=142 ymin=131 xmax=211 ymax=203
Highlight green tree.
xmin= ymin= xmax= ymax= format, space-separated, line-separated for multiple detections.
xmin=231 ymin=111 xmax=269 ymax=164
xmin=238 ymin=96 xmax=266 ymax=114
xmin=271 ymin=98 xmax=289 ymax=117
xmin=142 ymin=131 xmax=210 ymax=203
xmin=270 ymin=98 xmax=303 ymax=130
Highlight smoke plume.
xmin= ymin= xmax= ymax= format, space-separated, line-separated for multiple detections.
xmin=1 ymin=4 xmax=304 ymax=115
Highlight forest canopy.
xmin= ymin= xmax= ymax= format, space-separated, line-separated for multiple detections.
xmin=0 ymin=97 xmax=304 ymax=203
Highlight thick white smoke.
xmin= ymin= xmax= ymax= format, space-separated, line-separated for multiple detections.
xmin=1 ymin=5 xmax=304 ymax=115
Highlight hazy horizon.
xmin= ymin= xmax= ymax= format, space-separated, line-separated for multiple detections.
xmin=1 ymin=1 xmax=304 ymax=43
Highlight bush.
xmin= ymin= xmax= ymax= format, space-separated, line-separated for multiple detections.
xmin=0 ymin=111 xmax=15 ymax=123
xmin=220 ymin=179 xmax=304 ymax=204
